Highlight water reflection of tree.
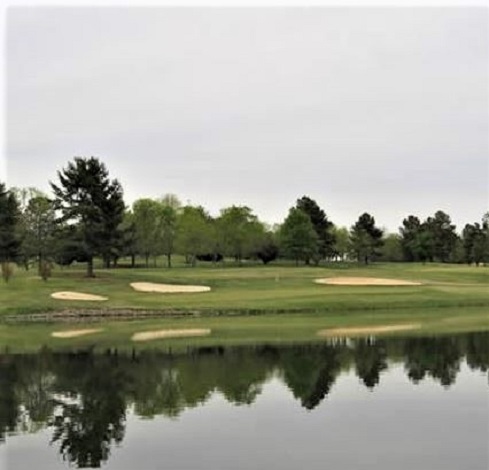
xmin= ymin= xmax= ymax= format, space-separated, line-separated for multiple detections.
xmin=403 ymin=336 xmax=462 ymax=386
xmin=0 ymin=358 xmax=19 ymax=443
xmin=0 ymin=351 xmax=56 ymax=441
xmin=281 ymin=345 xmax=344 ymax=410
xmin=49 ymin=353 xmax=127 ymax=468
xmin=465 ymin=333 xmax=489 ymax=382
xmin=15 ymin=351 xmax=56 ymax=434
xmin=1 ymin=331 xmax=488 ymax=467
xmin=353 ymin=338 xmax=388 ymax=389
xmin=132 ymin=347 xmax=273 ymax=420
xmin=213 ymin=349 xmax=271 ymax=405
xmin=129 ymin=352 xmax=182 ymax=419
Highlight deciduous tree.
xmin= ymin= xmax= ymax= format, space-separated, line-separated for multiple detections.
xmin=132 ymin=198 xmax=160 ymax=267
xmin=176 ymin=206 xmax=213 ymax=266
xmin=22 ymin=195 xmax=56 ymax=275
xmin=280 ymin=208 xmax=318 ymax=266
xmin=217 ymin=206 xmax=263 ymax=264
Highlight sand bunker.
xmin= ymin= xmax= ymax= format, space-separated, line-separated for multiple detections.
xmin=132 ymin=328 xmax=211 ymax=342
xmin=51 ymin=291 xmax=108 ymax=301
xmin=315 ymin=277 xmax=422 ymax=286
xmin=51 ymin=328 xmax=103 ymax=338
xmin=130 ymin=282 xmax=211 ymax=293
xmin=318 ymin=324 xmax=421 ymax=337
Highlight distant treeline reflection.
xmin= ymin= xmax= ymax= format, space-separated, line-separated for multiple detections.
xmin=0 ymin=332 xmax=487 ymax=468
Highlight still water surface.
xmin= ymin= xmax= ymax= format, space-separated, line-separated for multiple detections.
xmin=1 ymin=332 xmax=488 ymax=469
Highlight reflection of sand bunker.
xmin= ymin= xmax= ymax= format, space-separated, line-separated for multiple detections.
xmin=51 ymin=291 xmax=108 ymax=301
xmin=130 ymin=282 xmax=211 ymax=293
xmin=315 ymin=277 xmax=422 ymax=286
xmin=132 ymin=328 xmax=211 ymax=342
xmin=52 ymin=328 xmax=103 ymax=338
xmin=318 ymin=324 xmax=421 ymax=337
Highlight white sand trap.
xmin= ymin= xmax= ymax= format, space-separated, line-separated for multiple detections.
xmin=51 ymin=328 xmax=104 ymax=339
xmin=317 ymin=323 xmax=421 ymax=337
xmin=130 ymin=282 xmax=211 ymax=293
xmin=315 ymin=277 xmax=422 ymax=286
xmin=132 ymin=328 xmax=211 ymax=342
xmin=51 ymin=291 xmax=108 ymax=301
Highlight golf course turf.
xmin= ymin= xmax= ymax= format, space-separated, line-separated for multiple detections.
xmin=0 ymin=261 xmax=487 ymax=352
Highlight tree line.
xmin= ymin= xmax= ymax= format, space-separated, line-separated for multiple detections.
xmin=0 ymin=156 xmax=488 ymax=278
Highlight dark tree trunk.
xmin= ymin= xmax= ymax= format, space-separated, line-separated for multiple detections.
xmin=167 ymin=253 xmax=172 ymax=268
xmin=131 ymin=254 xmax=135 ymax=268
xmin=87 ymin=257 xmax=95 ymax=277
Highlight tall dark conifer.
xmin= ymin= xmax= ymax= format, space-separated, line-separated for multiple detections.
xmin=0 ymin=183 xmax=21 ymax=263
xmin=50 ymin=157 xmax=125 ymax=276
xmin=350 ymin=213 xmax=383 ymax=264
xmin=296 ymin=196 xmax=335 ymax=263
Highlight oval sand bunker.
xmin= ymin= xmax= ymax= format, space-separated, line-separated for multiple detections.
xmin=132 ymin=328 xmax=211 ymax=342
xmin=315 ymin=277 xmax=422 ymax=286
xmin=130 ymin=282 xmax=211 ymax=293
xmin=51 ymin=291 xmax=108 ymax=301
xmin=52 ymin=328 xmax=104 ymax=339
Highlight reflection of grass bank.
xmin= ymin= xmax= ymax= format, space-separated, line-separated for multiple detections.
xmin=1 ymin=305 xmax=488 ymax=352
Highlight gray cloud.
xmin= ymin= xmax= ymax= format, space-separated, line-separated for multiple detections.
xmin=6 ymin=7 xmax=488 ymax=231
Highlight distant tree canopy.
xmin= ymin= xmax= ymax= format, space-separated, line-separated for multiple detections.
xmin=400 ymin=211 xmax=462 ymax=263
xmin=400 ymin=215 xmax=423 ymax=262
xmin=4 ymin=156 xmax=489 ymax=274
xmin=0 ymin=183 xmax=21 ymax=264
xmin=280 ymin=207 xmax=318 ymax=266
xmin=331 ymin=226 xmax=350 ymax=261
xmin=50 ymin=157 xmax=125 ymax=276
xmin=462 ymin=220 xmax=487 ymax=266
xmin=350 ymin=213 xmax=383 ymax=264
xmin=428 ymin=211 xmax=458 ymax=263
xmin=295 ymin=196 xmax=335 ymax=263
xmin=217 ymin=206 xmax=265 ymax=264
xmin=132 ymin=198 xmax=160 ymax=267
xmin=176 ymin=205 xmax=213 ymax=266
xmin=380 ymin=234 xmax=403 ymax=262
xmin=22 ymin=195 xmax=56 ymax=272
xmin=255 ymin=231 xmax=279 ymax=265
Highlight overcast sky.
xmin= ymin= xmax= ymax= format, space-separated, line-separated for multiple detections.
xmin=5 ymin=6 xmax=488 ymax=231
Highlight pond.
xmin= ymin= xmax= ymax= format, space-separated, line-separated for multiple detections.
xmin=0 ymin=332 xmax=488 ymax=469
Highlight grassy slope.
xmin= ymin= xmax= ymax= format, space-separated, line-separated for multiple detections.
xmin=0 ymin=261 xmax=488 ymax=351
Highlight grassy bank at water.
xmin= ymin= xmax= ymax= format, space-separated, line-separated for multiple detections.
xmin=0 ymin=305 xmax=488 ymax=353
